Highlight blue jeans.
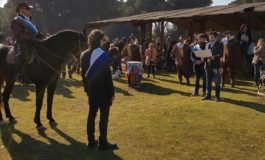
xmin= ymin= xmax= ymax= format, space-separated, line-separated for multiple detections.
xmin=194 ymin=65 xmax=206 ymax=94
xmin=205 ymin=68 xmax=221 ymax=98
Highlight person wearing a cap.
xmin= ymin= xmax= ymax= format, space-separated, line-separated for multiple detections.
xmin=11 ymin=1 xmax=44 ymax=82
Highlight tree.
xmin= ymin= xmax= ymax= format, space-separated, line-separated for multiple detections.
xmin=0 ymin=0 xmax=213 ymax=38
xmin=230 ymin=0 xmax=265 ymax=4
xmin=122 ymin=0 xmax=168 ymax=15
xmin=0 ymin=0 xmax=122 ymax=33
xmin=166 ymin=0 xmax=212 ymax=9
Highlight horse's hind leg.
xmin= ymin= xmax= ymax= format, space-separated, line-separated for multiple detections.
xmin=2 ymin=79 xmax=17 ymax=124
xmin=0 ymin=78 xmax=3 ymax=125
xmin=34 ymin=84 xmax=46 ymax=130
xmin=0 ymin=77 xmax=3 ymax=104
xmin=47 ymin=81 xmax=58 ymax=127
xmin=0 ymin=80 xmax=3 ymax=124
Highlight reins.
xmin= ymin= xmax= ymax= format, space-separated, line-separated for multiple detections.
xmin=35 ymin=34 xmax=83 ymax=76
xmin=37 ymin=43 xmax=64 ymax=60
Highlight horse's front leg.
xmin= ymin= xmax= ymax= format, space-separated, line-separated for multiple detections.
xmin=2 ymin=79 xmax=17 ymax=124
xmin=0 ymin=107 xmax=4 ymax=125
xmin=35 ymin=84 xmax=46 ymax=130
xmin=0 ymin=77 xmax=3 ymax=104
xmin=47 ymin=81 xmax=58 ymax=127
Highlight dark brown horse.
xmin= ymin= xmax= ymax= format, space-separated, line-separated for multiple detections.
xmin=0 ymin=30 xmax=87 ymax=130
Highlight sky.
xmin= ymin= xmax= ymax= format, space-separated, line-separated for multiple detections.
xmin=212 ymin=0 xmax=234 ymax=6
xmin=0 ymin=0 xmax=7 ymax=8
xmin=0 ymin=0 xmax=235 ymax=8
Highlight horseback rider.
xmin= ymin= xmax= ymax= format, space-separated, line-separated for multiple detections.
xmin=11 ymin=1 xmax=44 ymax=82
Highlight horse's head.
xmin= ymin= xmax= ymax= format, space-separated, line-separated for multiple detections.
xmin=72 ymin=29 xmax=88 ymax=58
xmin=68 ymin=29 xmax=88 ymax=59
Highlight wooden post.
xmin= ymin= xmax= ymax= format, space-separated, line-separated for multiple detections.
xmin=160 ymin=21 xmax=165 ymax=48
xmin=139 ymin=24 xmax=147 ymax=44
xmin=244 ymin=7 xmax=254 ymax=30
xmin=199 ymin=21 xmax=205 ymax=33
xmin=148 ymin=23 xmax=152 ymax=42
xmin=189 ymin=21 xmax=194 ymax=40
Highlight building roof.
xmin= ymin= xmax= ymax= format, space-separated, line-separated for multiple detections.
xmin=87 ymin=2 xmax=265 ymax=31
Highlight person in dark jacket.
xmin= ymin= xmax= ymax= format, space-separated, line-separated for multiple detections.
xmin=81 ymin=29 xmax=117 ymax=150
xmin=121 ymin=36 xmax=141 ymax=62
xmin=191 ymin=34 xmax=207 ymax=96
xmin=182 ymin=39 xmax=193 ymax=85
xmin=223 ymin=31 xmax=241 ymax=87
xmin=202 ymin=31 xmax=223 ymax=102
xmin=237 ymin=24 xmax=252 ymax=64
xmin=109 ymin=43 xmax=121 ymax=74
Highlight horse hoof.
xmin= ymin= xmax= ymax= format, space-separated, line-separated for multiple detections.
xmin=49 ymin=121 xmax=58 ymax=127
xmin=36 ymin=125 xmax=47 ymax=132
xmin=9 ymin=118 xmax=17 ymax=125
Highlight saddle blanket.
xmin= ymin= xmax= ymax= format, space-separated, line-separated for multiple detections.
xmin=6 ymin=47 xmax=36 ymax=65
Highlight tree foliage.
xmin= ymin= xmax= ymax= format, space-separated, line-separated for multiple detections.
xmin=0 ymin=0 xmax=212 ymax=37
xmin=230 ymin=0 xmax=265 ymax=4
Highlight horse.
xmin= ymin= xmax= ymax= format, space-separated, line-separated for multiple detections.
xmin=0 ymin=29 xmax=88 ymax=130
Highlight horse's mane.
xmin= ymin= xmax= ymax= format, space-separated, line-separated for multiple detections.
xmin=42 ymin=29 xmax=81 ymax=43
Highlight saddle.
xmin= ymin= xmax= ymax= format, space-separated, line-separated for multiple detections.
xmin=6 ymin=45 xmax=36 ymax=65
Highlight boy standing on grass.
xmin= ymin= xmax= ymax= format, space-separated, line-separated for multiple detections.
xmin=81 ymin=29 xmax=118 ymax=150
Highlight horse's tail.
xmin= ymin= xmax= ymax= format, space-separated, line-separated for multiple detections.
xmin=0 ymin=46 xmax=9 ymax=104
xmin=0 ymin=77 xmax=2 ymax=104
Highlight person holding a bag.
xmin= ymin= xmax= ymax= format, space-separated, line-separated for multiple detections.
xmin=145 ymin=43 xmax=158 ymax=78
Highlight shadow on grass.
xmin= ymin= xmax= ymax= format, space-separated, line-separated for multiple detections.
xmin=134 ymin=82 xmax=190 ymax=96
xmin=142 ymin=78 xmax=158 ymax=83
xmin=10 ymin=78 xmax=83 ymax=101
xmin=156 ymin=72 xmax=174 ymax=77
xmin=11 ymin=84 xmax=35 ymax=101
xmin=0 ymin=125 xmax=122 ymax=160
xmin=158 ymin=77 xmax=177 ymax=84
xmin=55 ymin=78 xmax=83 ymax=98
xmin=115 ymin=86 xmax=133 ymax=96
xmin=113 ymin=78 xmax=127 ymax=84
xmin=221 ymin=87 xmax=257 ymax=97
xmin=223 ymin=97 xmax=265 ymax=113
xmin=233 ymin=86 xmax=257 ymax=92
xmin=236 ymin=80 xmax=254 ymax=86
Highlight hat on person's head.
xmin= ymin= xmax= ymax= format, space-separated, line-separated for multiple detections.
xmin=16 ymin=1 xmax=33 ymax=13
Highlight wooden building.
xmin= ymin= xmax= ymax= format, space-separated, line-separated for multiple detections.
xmin=86 ymin=2 xmax=265 ymax=46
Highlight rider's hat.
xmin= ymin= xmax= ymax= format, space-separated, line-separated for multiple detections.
xmin=16 ymin=1 xmax=33 ymax=13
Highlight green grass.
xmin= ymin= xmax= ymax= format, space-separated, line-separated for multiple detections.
xmin=0 ymin=73 xmax=265 ymax=160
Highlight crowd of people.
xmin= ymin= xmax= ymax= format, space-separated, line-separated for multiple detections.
xmin=100 ymin=24 xmax=265 ymax=101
